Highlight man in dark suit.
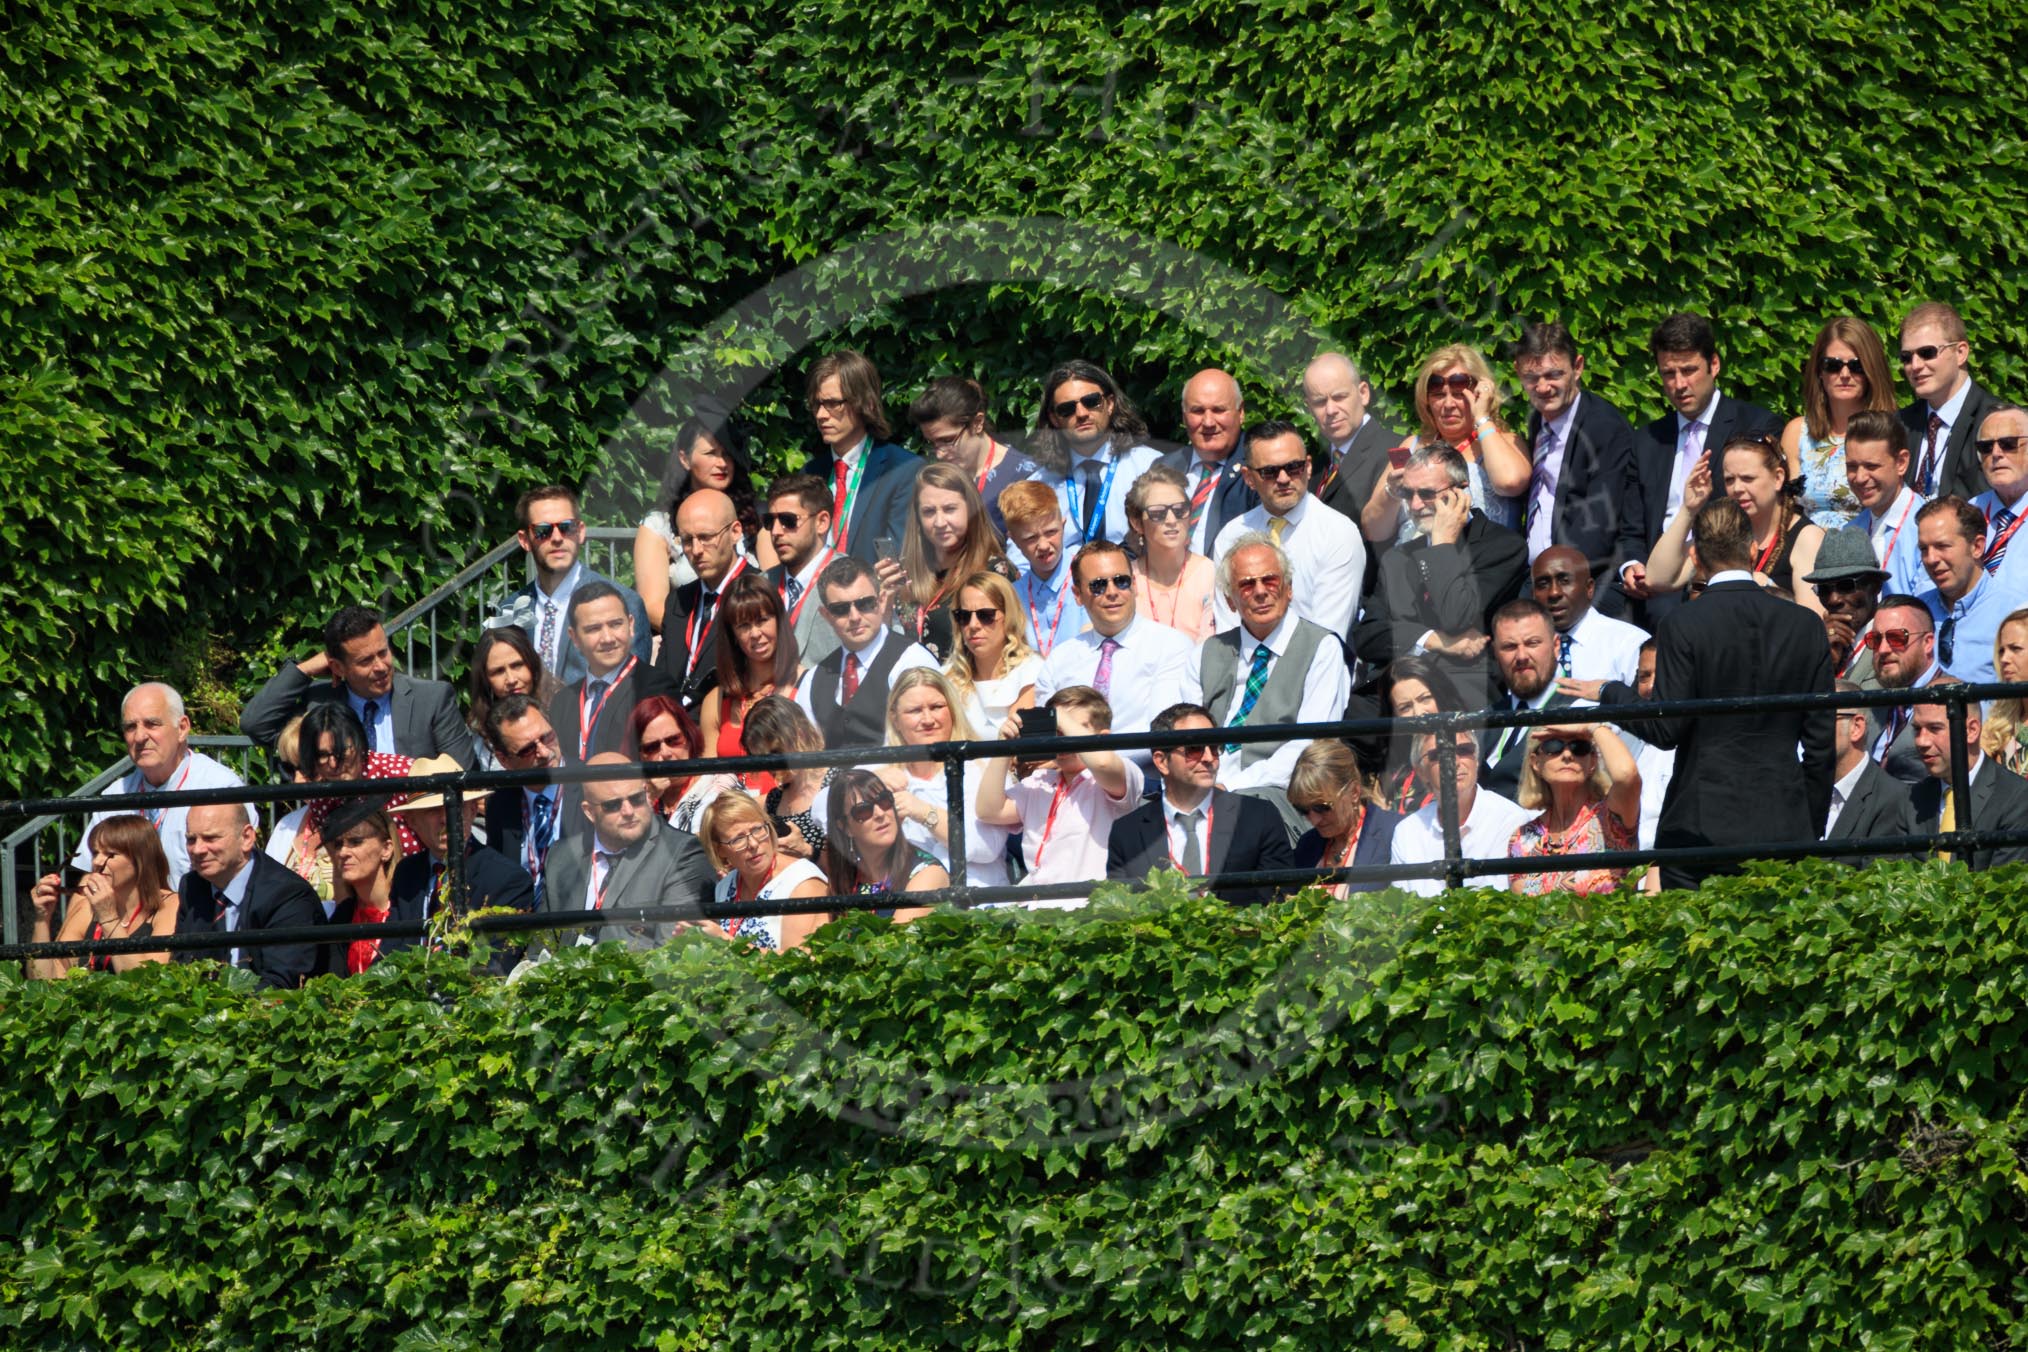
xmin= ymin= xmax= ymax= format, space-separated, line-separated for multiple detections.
xmin=655 ymin=488 xmax=752 ymax=707
xmin=1866 ymin=595 xmax=1943 ymax=784
xmin=1512 ymin=322 xmax=1646 ymax=618
xmin=241 ymin=605 xmax=473 ymax=764
xmin=551 ymin=582 xmax=676 ymax=763
xmin=1158 ymin=368 xmax=1258 ymax=556
xmin=484 ymin=484 xmax=652 ymax=684
xmin=1106 ymin=703 xmax=1293 ymax=905
xmin=541 ymin=754 xmax=716 ymax=949
xmin=178 ymin=802 xmax=325 ymax=990
xmin=1625 ymin=313 xmax=1783 ymax=626
xmin=481 ymin=694 xmax=566 ymax=906
xmin=1480 ymin=600 xmax=1576 ymax=799
xmin=1909 ymin=678 xmax=2028 ymax=869
xmin=388 ymin=759 xmax=535 ymax=971
xmin=1600 ymin=496 xmax=1834 ymax=889
xmin=763 ymin=473 xmax=843 ymax=669
xmin=1899 ymin=301 xmax=2004 ymax=501
xmin=1352 ymin=445 xmax=1528 ymax=702
xmin=802 ymin=349 xmax=922 ymax=562
xmin=1303 ymin=352 xmax=1404 ymax=600
xmin=1823 ymin=684 xmax=1916 ymax=866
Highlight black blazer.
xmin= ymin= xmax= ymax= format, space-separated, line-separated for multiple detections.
xmin=1633 ymin=393 xmax=1783 ymax=627
xmin=1105 ymin=788 xmax=1294 ymax=905
xmin=1902 ymin=379 xmax=2004 ymax=501
xmin=1479 ymin=692 xmax=1577 ymax=801
xmin=1313 ymin=415 xmax=1404 ymax=601
xmin=386 ymin=840 xmax=536 ymax=971
xmin=1526 ymin=391 xmax=1646 ymax=614
xmin=549 ymin=661 xmax=678 ymax=766
xmin=175 ymin=852 xmax=325 ymax=990
xmin=1157 ymin=444 xmax=1257 ymax=546
xmin=802 ymin=440 xmax=924 ymax=563
xmin=1292 ymin=805 xmax=1404 ymax=892
xmin=1601 ymin=579 xmax=1834 ymax=885
xmin=1352 ymin=511 xmax=1528 ymax=698
xmin=1824 ymin=759 xmax=1916 ymax=867
xmin=655 ymin=576 xmax=732 ymax=709
xmin=483 ymin=784 xmax=574 ymax=904
xmin=1911 ymin=758 xmax=2028 ymax=871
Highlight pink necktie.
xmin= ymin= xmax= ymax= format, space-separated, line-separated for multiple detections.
xmin=1093 ymin=636 xmax=1121 ymax=697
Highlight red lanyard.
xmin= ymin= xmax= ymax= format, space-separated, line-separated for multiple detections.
xmin=1024 ymin=573 xmax=1071 ymax=656
xmin=1987 ymin=504 xmax=2027 ymax=565
xmin=976 ymin=442 xmax=1003 ymax=496
xmin=1881 ymin=491 xmax=1917 ymax=567
xmin=1751 ymin=520 xmax=1785 ymax=576
xmin=1031 ymin=771 xmax=1083 ymax=868
xmin=784 ymin=549 xmax=834 ymax=630
xmin=1168 ymin=803 xmax=1215 ymax=871
xmin=686 ymin=558 xmax=749 ymax=675
xmin=578 ymin=655 xmax=637 ymax=758
xmin=141 ymin=758 xmax=192 ymax=829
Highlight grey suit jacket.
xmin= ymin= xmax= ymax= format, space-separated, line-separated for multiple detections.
xmin=538 ymin=817 xmax=714 ymax=949
xmin=770 ymin=563 xmax=843 ymax=669
xmin=1912 ymin=757 xmax=2028 ymax=870
xmin=1870 ymin=703 xmax=1927 ymax=786
xmin=1825 ymin=760 xmax=1916 ymax=866
xmin=241 ymin=665 xmax=474 ymax=766
xmin=488 ymin=566 xmax=653 ymax=685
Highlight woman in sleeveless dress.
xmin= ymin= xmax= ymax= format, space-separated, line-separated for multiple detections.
xmin=699 ymin=792 xmax=830 ymax=951
xmin=27 ymin=813 xmax=180 ymax=978
xmin=698 ymin=570 xmax=801 ymax=795
xmin=1779 ymin=317 xmax=1900 ymax=528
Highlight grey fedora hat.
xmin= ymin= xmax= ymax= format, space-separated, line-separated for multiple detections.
xmin=1803 ymin=527 xmax=1890 ymax=584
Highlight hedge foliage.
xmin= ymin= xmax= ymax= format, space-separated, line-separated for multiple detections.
xmin=7 ymin=864 xmax=2028 ymax=1346
xmin=7 ymin=0 xmax=2027 ymax=794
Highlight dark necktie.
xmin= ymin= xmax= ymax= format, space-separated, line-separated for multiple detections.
xmin=1918 ymin=412 xmax=1945 ymax=494
xmin=363 ymin=699 xmax=381 ymax=753
xmin=1557 ymin=632 xmax=1574 ymax=675
xmin=1986 ymin=507 xmax=2017 ymax=569
xmin=213 ymin=885 xmax=231 ymax=924
xmin=784 ymin=575 xmax=803 ymax=609
xmin=1080 ymin=461 xmax=1105 ymax=541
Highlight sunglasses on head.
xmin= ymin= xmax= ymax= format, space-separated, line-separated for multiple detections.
xmin=1819 ymin=356 xmax=1866 ymax=377
xmin=846 ymin=789 xmax=896 ymax=825
xmin=952 ymin=606 xmax=1001 ymax=626
xmin=1051 ymin=390 xmax=1107 ymax=421
xmin=1425 ymin=372 xmax=1476 ymax=395
xmin=1863 ymin=627 xmax=1919 ymax=652
xmin=528 ymin=518 xmax=582 ymax=542
xmin=1534 ymin=737 xmax=1595 ymax=759
xmin=1082 ymin=573 xmax=1134 ymax=596
xmin=1977 ymin=435 xmax=2028 ymax=459
xmin=760 ymin=510 xmax=805 ymax=530
xmin=591 ymin=789 xmax=650 ymax=813
xmin=824 ymin=595 xmax=882 ymax=617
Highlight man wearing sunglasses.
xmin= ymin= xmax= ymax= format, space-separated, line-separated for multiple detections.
xmin=1034 ymin=541 xmax=1200 ymax=774
xmin=540 ymin=753 xmax=714 ymax=950
xmin=1106 ymin=702 xmax=1293 ymax=904
xmin=1387 ymin=727 xmax=1533 ymax=897
xmin=1627 ymin=314 xmax=1782 ymax=625
xmin=1800 ymin=529 xmax=1892 ymax=685
xmin=1967 ymin=406 xmax=2028 ymax=600
xmin=1914 ymin=497 xmax=2006 ymax=683
xmin=1909 ymin=677 xmax=2028 ymax=870
xmin=761 ymin=473 xmax=842 ymax=669
xmin=487 ymin=485 xmax=652 ymax=685
xmin=793 ymin=555 xmax=938 ymax=747
xmin=1210 ymin=420 xmax=1364 ymax=636
xmin=1028 ymin=359 xmax=1162 ymax=551
xmin=1864 ymin=595 xmax=1941 ymax=785
xmin=1156 ymin=368 xmax=1258 ymax=555
xmin=1898 ymin=302 xmax=2004 ymax=501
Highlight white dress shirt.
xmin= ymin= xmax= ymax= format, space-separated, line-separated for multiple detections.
xmin=532 ymin=560 xmax=586 ymax=672
xmin=1917 ymin=380 xmax=1974 ymax=488
xmin=1528 ymin=393 xmax=1584 ymax=559
xmin=1561 ymin=605 xmax=1647 ymax=685
xmin=1162 ymin=791 xmax=1215 ymax=872
xmin=1969 ymin=485 xmax=2028 ymax=601
xmin=72 ymin=749 xmax=254 ymax=889
xmin=1210 ymin=494 xmax=1366 ymax=634
xmin=1183 ymin=455 xmax=1236 ymax=556
xmin=206 ymin=855 xmax=256 ymax=968
xmin=1823 ymin=757 xmax=1868 ymax=837
xmin=1213 ymin=613 xmax=1351 ymax=793
xmin=1389 ymin=787 xmax=1534 ymax=896
xmin=1632 ymin=736 xmax=1675 ymax=851
xmin=1048 ymin=441 xmax=1164 ymax=550
xmin=1035 ymin=615 xmax=1201 ymax=763
xmin=792 ymin=625 xmax=939 ymax=719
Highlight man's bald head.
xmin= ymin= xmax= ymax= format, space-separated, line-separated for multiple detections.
xmin=1181 ymin=368 xmax=1245 ymax=461
xmin=675 ymin=487 xmax=742 ymax=585
xmin=1301 ymin=352 xmax=1372 ymax=448
xmin=184 ymin=802 xmax=256 ymax=886
xmin=581 ymin=751 xmax=653 ymax=848
xmin=1529 ymin=545 xmax=1596 ymax=632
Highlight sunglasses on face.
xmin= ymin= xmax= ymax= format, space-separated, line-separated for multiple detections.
xmin=1394 ymin=485 xmax=1446 ymax=504
xmin=1900 ymin=343 xmax=1960 ymax=365
xmin=1292 ymin=790 xmax=1346 ymax=819
xmin=1051 ymin=391 xmax=1108 ymax=421
xmin=809 ymin=396 xmax=851 ymax=415
xmin=1235 ymin=572 xmax=1284 ymax=594
xmin=591 ymin=790 xmax=650 ymax=813
xmin=1812 ymin=575 xmax=1877 ymax=597
xmin=1426 ymin=372 xmax=1476 ymax=395
xmin=761 ymin=510 xmax=805 ymax=531
xmin=639 ymin=733 xmax=689 ymax=758
xmin=1977 ymin=435 xmax=2028 ymax=459
xmin=1081 ymin=573 xmax=1134 ymax=596
xmin=1140 ymin=502 xmax=1190 ymax=525
xmin=529 ymin=518 xmax=582 ymax=542
xmin=1162 ymin=743 xmax=1217 ymax=763
xmin=952 ymin=606 xmax=1001 ymax=626
xmin=1249 ymin=456 xmax=1310 ymax=482
xmin=1416 ymin=742 xmax=1475 ymax=766
xmin=846 ymin=790 xmax=896 ymax=825
xmin=1534 ymin=737 xmax=1595 ymax=759
xmin=1863 ymin=627 xmax=1919 ymax=652
xmin=824 ymin=595 xmax=882 ymax=617
xmin=1819 ymin=356 xmax=1866 ymax=377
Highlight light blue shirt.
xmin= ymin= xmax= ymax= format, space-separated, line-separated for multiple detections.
xmin=1852 ymin=486 xmax=1928 ymax=599
xmin=1017 ymin=560 xmax=1091 ymax=659
xmin=1045 ymin=440 xmax=1164 ymax=550
xmin=346 ymin=688 xmax=396 ymax=756
xmin=1921 ymin=572 xmax=2009 ymax=683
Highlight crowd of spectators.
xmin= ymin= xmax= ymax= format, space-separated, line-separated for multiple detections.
xmin=31 ymin=302 xmax=2028 ymax=981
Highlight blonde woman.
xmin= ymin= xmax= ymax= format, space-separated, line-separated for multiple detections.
xmin=1507 ymin=724 xmax=1642 ymax=897
xmin=870 ymin=667 xmax=1012 ymax=887
xmin=1286 ymin=741 xmax=1403 ymax=899
xmin=943 ymin=570 xmax=1041 ymax=735
xmin=1367 ymin=344 xmax=1530 ymax=539
xmin=699 ymin=791 xmax=829 ymax=951
xmin=1983 ymin=608 xmax=2028 ymax=774
xmin=1126 ymin=464 xmax=1217 ymax=640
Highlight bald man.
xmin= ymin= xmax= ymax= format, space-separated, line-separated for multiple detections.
xmin=176 ymin=802 xmax=323 ymax=989
xmin=1530 ymin=544 xmax=1647 ymax=686
xmin=1303 ymin=352 xmax=1405 ymax=592
xmin=1157 ymin=368 xmax=1260 ymax=553
xmin=657 ymin=487 xmax=752 ymax=708
xmin=539 ymin=752 xmax=715 ymax=949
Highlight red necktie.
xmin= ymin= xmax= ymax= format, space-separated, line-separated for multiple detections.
xmin=843 ymin=652 xmax=861 ymax=703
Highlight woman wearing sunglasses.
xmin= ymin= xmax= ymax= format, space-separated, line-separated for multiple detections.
xmin=1286 ymin=740 xmax=1401 ymax=898
xmin=1027 ymin=360 xmax=1164 ymax=551
xmin=1780 ymin=317 xmax=1900 ymax=527
xmin=635 ymin=412 xmax=777 ymax=631
xmin=868 ymin=668 xmax=1012 ymax=886
xmin=1372 ymin=345 xmax=1529 ymax=539
xmin=875 ymin=462 xmax=1018 ymax=663
xmin=625 ymin=694 xmax=737 ymax=835
xmin=822 ymin=769 xmax=940 ymax=920
xmin=1645 ymin=435 xmax=1827 ymax=617
xmin=1507 ymin=723 xmax=1642 ymax=896
xmin=910 ymin=376 xmax=1039 ymax=539
xmin=698 ymin=791 xmax=829 ymax=950
xmin=944 ymin=570 xmax=1041 ymax=735
xmin=698 ymin=570 xmax=802 ymax=793
xmin=1125 ymin=464 xmax=1216 ymax=641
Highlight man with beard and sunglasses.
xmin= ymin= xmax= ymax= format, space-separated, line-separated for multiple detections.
xmin=793 ymin=555 xmax=937 ymax=747
xmin=1864 ymin=595 xmax=1942 ymax=785
xmin=1028 ymin=360 xmax=1163 ymax=551
xmin=539 ymin=752 xmax=715 ymax=950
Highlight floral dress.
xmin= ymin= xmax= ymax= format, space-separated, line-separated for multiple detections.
xmin=1508 ymin=801 xmax=1636 ymax=896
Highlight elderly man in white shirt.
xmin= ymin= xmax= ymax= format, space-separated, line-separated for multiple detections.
xmin=1211 ymin=420 xmax=1365 ymax=635
xmin=1389 ymin=727 xmax=1533 ymax=896
xmin=71 ymin=682 xmax=253 ymax=888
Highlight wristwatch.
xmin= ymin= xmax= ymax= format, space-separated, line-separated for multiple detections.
xmin=923 ymin=808 xmax=942 ymax=830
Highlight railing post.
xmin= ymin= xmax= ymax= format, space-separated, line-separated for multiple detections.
xmin=1947 ymin=691 xmax=1977 ymax=870
xmin=1436 ymin=718 xmax=1465 ymax=893
xmin=943 ymin=746 xmax=969 ymax=899
xmin=3 ymin=839 xmax=17 ymax=947
xmin=444 ymin=770 xmax=470 ymax=920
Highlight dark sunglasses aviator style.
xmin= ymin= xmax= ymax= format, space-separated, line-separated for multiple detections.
xmin=761 ymin=510 xmax=805 ymax=530
xmin=846 ymin=790 xmax=896 ymax=825
xmin=1082 ymin=573 xmax=1134 ymax=596
xmin=1051 ymin=391 xmax=1108 ymax=420
xmin=1863 ymin=627 xmax=1918 ymax=652
xmin=1425 ymin=372 xmax=1476 ymax=395
xmin=1977 ymin=436 xmax=2028 ymax=459
xmin=824 ymin=595 xmax=882 ymax=617
xmin=591 ymin=790 xmax=650 ymax=813
xmin=1249 ymin=456 xmax=1310 ymax=482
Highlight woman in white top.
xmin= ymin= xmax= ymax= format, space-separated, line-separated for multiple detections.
xmin=633 ymin=413 xmax=778 ymax=631
xmin=699 ymin=792 xmax=828 ymax=952
xmin=873 ymin=667 xmax=1012 ymax=887
xmin=944 ymin=570 xmax=1041 ymax=735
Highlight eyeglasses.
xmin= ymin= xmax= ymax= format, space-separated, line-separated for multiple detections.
xmin=761 ymin=510 xmax=806 ymax=531
xmin=809 ymin=396 xmax=851 ymax=415
xmin=1899 ymin=343 xmax=1961 ymax=365
xmin=1818 ymin=356 xmax=1866 ymax=377
xmin=1976 ymin=435 xmax=2028 ymax=459
xmin=1248 ymin=456 xmax=1310 ymax=482
xmin=1863 ymin=627 xmax=1919 ymax=652
xmin=823 ymin=594 xmax=882 ymax=617
xmin=1081 ymin=573 xmax=1134 ymax=596
xmin=922 ymin=428 xmax=970 ymax=455
xmin=639 ymin=732 xmax=690 ymax=758
xmin=715 ymin=825 xmax=772 ymax=853
xmin=1425 ymin=372 xmax=1476 ymax=395
xmin=527 ymin=518 xmax=582 ymax=542
xmin=1140 ymin=502 xmax=1190 ymax=525
xmin=1393 ymin=485 xmax=1446 ymax=504
xmin=846 ymin=790 xmax=896 ymax=825
xmin=1533 ymin=737 xmax=1595 ymax=759
xmin=591 ymin=790 xmax=650 ymax=813
xmin=507 ymin=728 xmax=559 ymax=761
xmin=312 ymin=747 xmax=346 ymax=768
xmin=676 ymin=520 xmax=736 ymax=550
xmin=952 ymin=606 xmax=1001 ymax=626
xmin=1050 ymin=391 xmax=1107 ymax=421
xmin=1234 ymin=572 xmax=1284 ymax=593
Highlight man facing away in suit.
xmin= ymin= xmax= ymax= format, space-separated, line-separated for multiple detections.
xmin=1158 ymin=368 xmax=1258 ymax=557
xmin=489 ymin=484 xmax=652 ymax=682
xmin=1909 ymin=678 xmax=2028 ymax=869
xmin=241 ymin=605 xmax=474 ymax=765
xmin=540 ymin=753 xmax=716 ymax=950
xmin=763 ymin=472 xmax=842 ymax=669
xmin=1822 ymin=679 xmax=1915 ymax=866
xmin=1900 ymin=301 xmax=2002 ymax=502
xmin=1106 ymin=702 xmax=1293 ymax=905
xmin=177 ymin=802 xmax=324 ymax=989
